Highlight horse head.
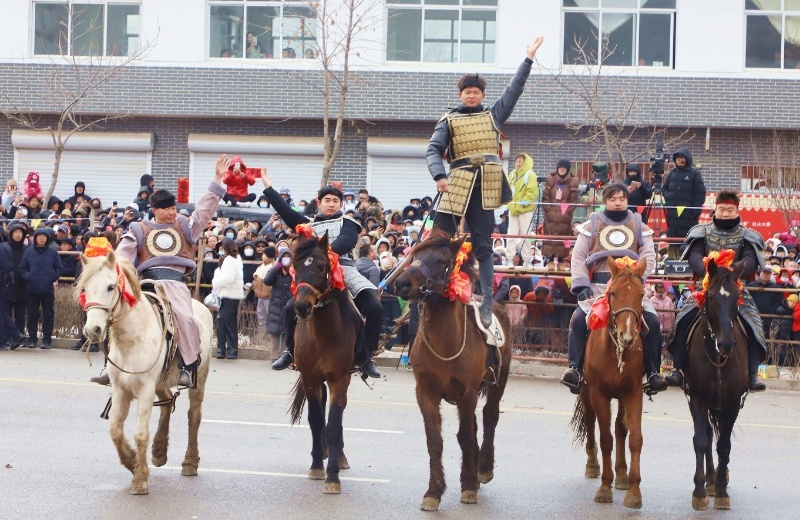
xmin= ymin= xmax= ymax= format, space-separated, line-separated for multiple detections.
xmin=704 ymin=257 xmax=745 ymax=355
xmin=393 ymin=228 xmax=473 ymax=301
xmin=606 ymin=257 xmax=648 ymax=350
xmin=292 ymin=232 xmax=332 ymax=320
xmin=77 ymin=250 xmax=141 ymax=343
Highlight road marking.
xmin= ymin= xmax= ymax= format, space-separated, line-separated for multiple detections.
xmin=154 ymin=465 xmax=390 ymax=483
xmin=204 ymin=419 xmax=403 ymax=434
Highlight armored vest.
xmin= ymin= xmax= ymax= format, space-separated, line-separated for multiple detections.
xmin=704 ymin=222 xmax=746 ymax=256
xmin=311 ymin=215 xmax=356 ymax=260
xmin=133 ymin=219 xmax=196 ymax=274
xmin=584 ymin=214 xmax=646 ymax=273
xmin=438 ymin=110 xmax=507 ymax=215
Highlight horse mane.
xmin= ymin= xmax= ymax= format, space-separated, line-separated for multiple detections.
xmin=412 ymin=233 xmax=476 ymax=282
xmin=76 ymin=254 xmax=142 ymax=302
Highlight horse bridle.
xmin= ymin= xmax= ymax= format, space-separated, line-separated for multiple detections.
xmin=294 ymin=261 xmax=335 ymax=316
xmin=411 ymin=255 xmax=452 ymax=300
xmin=82 ymin=277 xmax=133 ymax=330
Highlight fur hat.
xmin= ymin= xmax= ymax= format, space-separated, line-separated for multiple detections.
xmin=150 ymin=189 xmax=176 ymax=209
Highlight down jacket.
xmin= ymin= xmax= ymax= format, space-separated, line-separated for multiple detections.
xmin=19 ymin=228 xmax=62 ymax=294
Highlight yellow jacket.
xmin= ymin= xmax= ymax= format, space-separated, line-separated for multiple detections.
xmin=507 ymin=153 xmax=538 ymax=216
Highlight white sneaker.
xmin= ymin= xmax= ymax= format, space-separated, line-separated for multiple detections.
xmin=239 ymin=202 xmax=251 ymax=208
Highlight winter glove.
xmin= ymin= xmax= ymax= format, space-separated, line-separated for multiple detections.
xmin=576 ymin=287 xmax=593 ymax=301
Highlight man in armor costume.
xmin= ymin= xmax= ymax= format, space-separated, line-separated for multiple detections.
xmin=426 ymin=36 xmax=544 ymax=327
xmin=665 ymin=190 xmax=767 ymax=392
xmin=92 ymin=155 xmax=229 ymax=388
xmin=262 ymin=175 xmax=383 ymax=379
xmin=559 ymin=183 xmax=668 ymax=395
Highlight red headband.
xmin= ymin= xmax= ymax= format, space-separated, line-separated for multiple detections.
xmin=716 ymin=196 xmax=739 ymax=207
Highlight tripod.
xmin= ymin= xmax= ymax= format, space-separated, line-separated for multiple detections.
xmin=642 ymin=186 xmax=666 ymax=236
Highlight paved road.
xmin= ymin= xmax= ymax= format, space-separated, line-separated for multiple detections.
xmin=1 ymin=349 xmax=798 ymax=519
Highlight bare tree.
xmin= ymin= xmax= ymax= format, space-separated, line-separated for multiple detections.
xmin=540 ymin=35 xmax=689 ymax=176
xmin=1 ymin=4 xmax=156 ymax=205
xmin=749 ymin=130 xmax=800 ymax=238
xmin=304 ymin=0 xmax=382 ymax=188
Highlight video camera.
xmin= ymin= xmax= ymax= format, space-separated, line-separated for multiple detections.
xmin=649 ymin=130 xmax=670 ymax=190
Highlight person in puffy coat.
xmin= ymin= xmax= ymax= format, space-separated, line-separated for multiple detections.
xmin=505 ymin=153 xmax=539 ymax=264
xmin=541 ymin=159 xmax=579 ymax=264
xmin=222 ymin=156 xmax=259 ymax=206
xmin=263 ymin=247 xmax=294 ymax=362
xmin=662 ymin=147 xmax=706 ymax=254
xmin=19 ymin=227 xmax=62 ymax=348
xmin=1 ymin=221 xmax=29 ymax=335
xmin=212 ymin=238 xmax=244 ymax=360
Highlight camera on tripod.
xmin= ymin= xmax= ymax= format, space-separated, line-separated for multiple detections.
xmin=649 ymin=130 xmax=670 ymax=190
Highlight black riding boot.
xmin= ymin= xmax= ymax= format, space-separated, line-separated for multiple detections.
xmin=478 ymin=258 xmax=495 ymax=328
xmin=665 ymin=307 xmax=698 ymax=387
xmin=177 ymin=355 xmax=198 ymax=388
xmin=354 ymin=290 xmax=382 ymax=379
xmin=642 ymin=311 xmax=668 ymax=394
xmin=748 ymin=344 xmax=766 ymax=392
xmin=271 ymin=298 xmax=297 ymax=371
xmin=561 ymin=307 xmax=588 ymax=394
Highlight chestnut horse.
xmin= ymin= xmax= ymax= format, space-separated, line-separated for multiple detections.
xmin=288 ymin=232 xmax=362 ymax=494
xmin=78 ymin=252 xmax=213 ymax=495
xmin=393 ymin=232 xmax=512 ymax=512
xmin=571 ymin=258 xmax=648 ymax=509
xmin=685 ymin=258 xmax=749 ymax=511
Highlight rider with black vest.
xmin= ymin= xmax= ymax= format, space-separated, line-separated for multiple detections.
xmin=665 ymin=190 xmax=767 ymax=392
xmin=260 ymin=174 xmax=383 ymax=379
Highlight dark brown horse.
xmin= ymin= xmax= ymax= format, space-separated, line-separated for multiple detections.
xmin=288 ymin=233 xmax=362 ymax=494
xmin=685 ymin=258 xmax=749 ymax=511
xmin=571 ymin=258 xmax=648 ymax=509
xmin=393 ymin=231 xmax=512 ymax=512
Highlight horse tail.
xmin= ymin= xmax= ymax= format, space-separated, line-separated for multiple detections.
xmin=289 ymin=376 xmax=307 ymax=425
xmin=569 ymin=396 xmax=588 ymax=448
xmin=708 ymin=409 xmax=721 ymax=442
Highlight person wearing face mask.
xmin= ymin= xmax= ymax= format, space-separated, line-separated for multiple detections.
xmin=221 ymin=224 xmax=238 ymax=242
xmin=252 ymin=245 xmax=276 ymax=354
xmin=240 ymin=240 xmax=258 ymax=286
xmin=212 ymin=238 xmax=244 ymax=359
xmin=505 ymin=153 xmax=539 ymax=265
xmin=621 ymin=163 xmax=653 ymax=221
xmin=560 ymin=183 xmax=668 ymax=396
xmin=264 ymin=247 xmax=294 ymax=362
xmin=541 ymin=159 xmax=579 ymax=270
xmin=257 ymin=194 xmax=269 ymax=209
xmin=666 ymin=190 xmax=767 ymax=392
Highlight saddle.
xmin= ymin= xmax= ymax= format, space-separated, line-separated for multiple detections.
xmin=468 ymin=301 xmax=505 ymax=386
xmin=141 ymin=286 xmax=179 ymax=380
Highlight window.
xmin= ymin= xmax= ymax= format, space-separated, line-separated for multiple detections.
xmin=562 ymin=0 xmax=675 ymax=67
xmin=745 ymin=0 xmax=800 ymax=69
xmin=33 ymin=2 xmax=140 ymax=56
xmin=208 ymin=1 xmax=317 ymax=59
xmin=386 ymin=0 xmax=497 ymax=63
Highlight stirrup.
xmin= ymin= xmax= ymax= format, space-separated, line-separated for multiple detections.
xmin=177 ymin=369 xmax=193 ymax=389
xmin=484 ymin=367 xmax=498 ymax=387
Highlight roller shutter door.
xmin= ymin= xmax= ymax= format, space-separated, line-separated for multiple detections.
xmin=12 ymin=130 xmax=152 ymax=206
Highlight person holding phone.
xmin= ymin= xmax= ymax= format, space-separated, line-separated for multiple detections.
xmin=222 ymin=156 xmax=260 ymax=207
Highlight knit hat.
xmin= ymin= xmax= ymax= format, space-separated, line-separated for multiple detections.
xmin=787 ymin=294 xmax=798 ymax=303
xmin=626 ymin=163 xmax=642 ymax=175
xmin=556 ymin=159 xmax=571 ymax=172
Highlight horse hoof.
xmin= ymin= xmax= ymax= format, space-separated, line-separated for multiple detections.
xmin=129 ymin=484 xmax=149 ymax=495
xmin=308 ymin=468 xmax=326 ymax=480
xmin=460 ymin=490 xmax=478 ymax=504
xmin=420 ymin=496 xmax=440 ymax=511
xmin=614 ymin=474 xmax=630 ymax=490
xmin=714 ymin=496 xmax=731 ymax=510
xmin=594 ymin=486 xmax=613 ymax=503
xmin=705 ymin=482 xmax=716 ymax=497
xmin=151 ymin=455 xmax=167 ymax=468
xmin=692 ymin=494 xmax=709 ymax=511
xmin=323 ymin=482 xmax=341 ymax=494
xmin=181 ymin=463 xmax=198 ymax=477
xmin=585 ymin=464 xmax=600 ymax=479
xmin=622 ymin=491 xmax=642 ymax=509
xmin=478 ymin=471 xmax=494 ymax=484
xmin=338 ymin=455 xmax=350 ymax=470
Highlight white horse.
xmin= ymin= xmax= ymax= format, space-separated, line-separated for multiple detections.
xmin=78 ymin=251 xmax=213 ymax=495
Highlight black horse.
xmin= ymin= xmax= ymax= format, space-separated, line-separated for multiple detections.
xmin=685 ymin=258 xmax=749 ymax=511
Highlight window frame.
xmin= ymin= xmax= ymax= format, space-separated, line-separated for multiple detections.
xmin=744 ymin=0 xmax=800 ymax=70
xmin=561 ymin=0 xmax=676 ymax=68
xmin=385 ymin=0 xmax=498 ymax=65
xmin=207 ymin=0 xmax=319 ymax=61
xmin=31 ymin=0 xmax=142 ymax=58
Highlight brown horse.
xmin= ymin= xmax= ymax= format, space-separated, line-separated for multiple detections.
xmin=685 ymin=258 xmax=749 ymax=511
xmin=571 ymin=258 xmax=648 ymax=509
xmin=288 ymin=233 xmax=362 ymax=494
xmin=393 ymin=231 xmax=512 ymax=512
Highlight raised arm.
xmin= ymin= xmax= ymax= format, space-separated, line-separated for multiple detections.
xmin=490 ymin=37 xmax=543 ymax=124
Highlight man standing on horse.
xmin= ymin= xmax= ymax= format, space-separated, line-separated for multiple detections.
xmin=560 ymin=183 xmax=668 ymax=395
xmin=93 ymin=155 xmax=229 ymax=388
xmin=261 ymin=175 xmax=383 ymax=379
xmin=426 ymin=36 xmax=544 ymax=328
xmin=665 ymin=190 xmax=767 ymax=392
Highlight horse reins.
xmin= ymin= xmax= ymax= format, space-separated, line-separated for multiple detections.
xmin=605 ymin=293 xmax=643 ymax=373
xmin=418 ymin=303 xmax=468 ymax=362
